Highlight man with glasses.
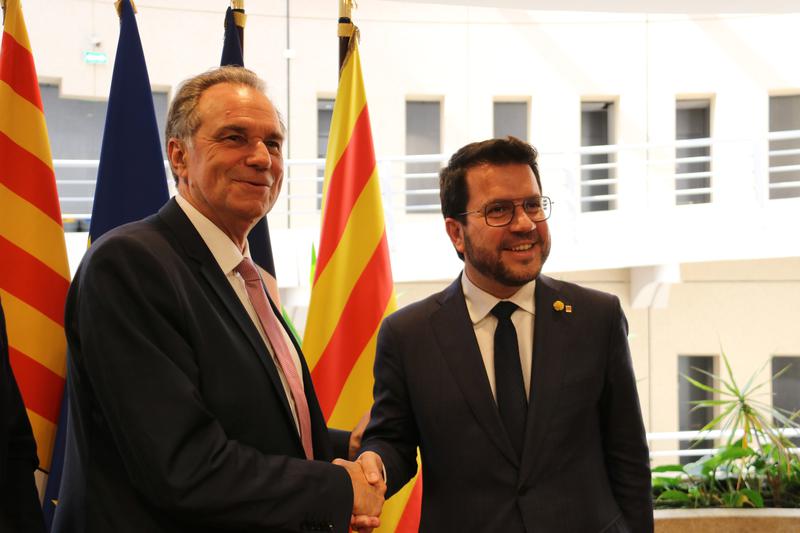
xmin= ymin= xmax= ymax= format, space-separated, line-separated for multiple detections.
xmin=358 ymin=137 xmax=653 ymax=532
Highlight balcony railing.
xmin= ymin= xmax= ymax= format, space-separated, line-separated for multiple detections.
xmin=56 ymin=130 xmax=800 ymax=224
xmin=647 ymin=428 xmax=800 ymax=468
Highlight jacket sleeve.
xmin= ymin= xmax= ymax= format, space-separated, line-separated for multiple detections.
xmin=599 ymin=298 xmax=654 ymax=533
xmin=360 ymin=317 xmax=420 ymax=497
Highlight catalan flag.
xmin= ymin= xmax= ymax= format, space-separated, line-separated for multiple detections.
xmin=0 ymin=0 xmax=70 ymax=482
xmin=303 ymin=37 xmax=420 ymax=532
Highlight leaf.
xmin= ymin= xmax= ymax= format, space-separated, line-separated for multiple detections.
xmin=657 ymin=490 xmax=691 ymax=502
xmin=652 ymin=464 xmax=686 ymax=473
xmin=740 ymin=488 xmax=764 ymax=508
xmin=652 ymin=477 xmax=680 ymax=489
xmin=722 ymin=491 xmax=745 ymax=508
xmin=689 ymin=400 xmax=731 ymax=407
xmin=683 ymin=459 xmax=710 ymax=478
xmin=740 ymin=358 xmax=771 ymax=395
xmin=683 ymin=374 xmax=724 ymax=395
xmin=720 ymin=348 xmax=740 ymax=392
xmin=708 ymin=445 xmax=755 ymax=467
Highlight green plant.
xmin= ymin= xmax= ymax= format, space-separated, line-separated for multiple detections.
xmin=652 ymin=350 xmax=800 ymax=509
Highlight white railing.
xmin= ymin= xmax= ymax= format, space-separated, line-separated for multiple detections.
xmin=56 ymin=131 xmax=800 ymax=281
xmin=55 ymin=132 xmax=800 ymax=223
xmin=768 ymin=129 xmax=800 ymax=196
xmin=647 ymin=428 xmax=800 ymax=462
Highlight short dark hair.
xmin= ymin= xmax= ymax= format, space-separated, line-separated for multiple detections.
xmin=439 ymin=136 xmax=541 ymax=222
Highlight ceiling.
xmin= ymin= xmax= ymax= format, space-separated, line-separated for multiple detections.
xmin=401 ymin=0 xmax=799 ymax=14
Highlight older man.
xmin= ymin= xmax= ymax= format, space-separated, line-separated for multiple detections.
xmin=53 ymin=67 xmax=383 ymax=533
xmin=359 ymin=137 xmax=653 ymax=532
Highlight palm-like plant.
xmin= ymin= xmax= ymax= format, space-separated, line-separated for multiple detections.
xmin=685 ymin=350 xmax=799 ymax=468
xmin=652 ymin=350 xmax=800 ymax=509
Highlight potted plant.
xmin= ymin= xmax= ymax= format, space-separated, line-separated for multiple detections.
xmin=651 ymin=352 xmax=800 ymax=532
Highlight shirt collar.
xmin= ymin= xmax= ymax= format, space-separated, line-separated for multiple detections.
xmin=175 ymin=194 xmax=251 ymax=275
xmin=461 ymin=270 xmax=536 ymax=325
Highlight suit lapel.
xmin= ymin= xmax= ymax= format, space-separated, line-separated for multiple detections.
xmin=156 ymin=200 xmax=299 ymax=446
xmin=432 ymin=278 xmax=519 ymax=466
xmin=519 ymin=275 xmax=568 ymax=481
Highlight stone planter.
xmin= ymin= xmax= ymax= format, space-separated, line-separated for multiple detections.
xmin=655 ymin=508 xmax=800 ymax=533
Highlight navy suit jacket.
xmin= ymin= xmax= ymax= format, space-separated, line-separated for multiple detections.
xmin=362 ymin=275 xmax=653 ymax=533
xmin=53 ymin=199 xmax=352 ymax=532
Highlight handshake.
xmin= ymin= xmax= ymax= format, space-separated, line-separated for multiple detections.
xmin=333 ymin=451 xmax=386 ymax=532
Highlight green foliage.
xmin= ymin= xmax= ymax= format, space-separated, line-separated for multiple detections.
xmin=652 ymin=350 xmax=800 ymax=509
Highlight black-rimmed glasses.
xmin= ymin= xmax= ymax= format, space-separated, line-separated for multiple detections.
xmin=458 ymin=196 xmax=553 ymax=227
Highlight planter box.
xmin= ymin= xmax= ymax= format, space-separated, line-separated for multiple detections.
xmin=655 ymin=508 xmax=800 ymax=533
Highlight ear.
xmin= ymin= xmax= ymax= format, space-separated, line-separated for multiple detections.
xmin=167 ymin=138 xmax=189 ymax=182
xmin=444 ymin=217 xmax=465 ymax=255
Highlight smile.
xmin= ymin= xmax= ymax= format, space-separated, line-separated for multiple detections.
xmin=508 ymin=243 xmax=534 ymax=252
xmin=235 ymin=179 xmax=269 ymax=188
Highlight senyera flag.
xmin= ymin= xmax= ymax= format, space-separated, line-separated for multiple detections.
xmin=0 ymin=0 xmax=70 ymax=521
xmin=303 ymin=35 xmax=421 ymax=532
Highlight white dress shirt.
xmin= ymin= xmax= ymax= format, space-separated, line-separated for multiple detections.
xmin=176 ymin=194 xmax=303 ymax=432
xmin=461 ymin=271 xmax=536 ymax=402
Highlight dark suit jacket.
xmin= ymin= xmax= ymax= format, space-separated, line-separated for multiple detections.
xmin=53 ymin=199 xmax=352 ymax=533
xmin=361 ymin=275 xmax=653 ymax=533
xmin=0 ymin=300 xmax=46 ymax=533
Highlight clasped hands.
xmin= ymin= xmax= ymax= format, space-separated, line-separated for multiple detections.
xmin=333 ymin=451 xmax=386 ymax=532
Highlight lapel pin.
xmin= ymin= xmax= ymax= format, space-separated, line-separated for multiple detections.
xmin=566 ymin=305 xmax=573 ymax=313
xmin=553 ymin=300 xmax=565 ymax=312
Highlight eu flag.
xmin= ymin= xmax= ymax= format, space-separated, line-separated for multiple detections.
xmin=47 ymin=1 xmax=168 ymax=528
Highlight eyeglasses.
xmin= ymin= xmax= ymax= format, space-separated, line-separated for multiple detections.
xmin=458 ymin=196 xmax=553 ymax=227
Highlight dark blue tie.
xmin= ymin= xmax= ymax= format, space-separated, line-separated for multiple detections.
xmin=492 ymin=301 xmax=527 ymax=458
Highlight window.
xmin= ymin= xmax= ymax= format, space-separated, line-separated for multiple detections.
xmin=678 ymin=355 xmax=715 ymax=464
xmin=40 ymin=83 xmax=168 ymax=230
xmin=405 ymin=100 xmax=441 ymax=213
xmin=772 ymin=356 xmax=800 ymax=444
xmin=316 ymin=98 xmax=335 ymax=209
xmin=768 ymin=95 xmax=800 ymax=199
xmin=493 ymin=101 xmax=528 ymax=140
xmin=675 ymin=99 xmax=712 ymax=205
xmin=580 ymin=101 xmax=616 ymax=212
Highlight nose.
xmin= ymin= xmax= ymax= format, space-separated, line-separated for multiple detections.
xmin=509 ymin=203 xmax=536 ymax=232
xmin=247 ymin=140 xmax=272 ymax=169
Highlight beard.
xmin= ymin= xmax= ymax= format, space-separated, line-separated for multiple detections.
xmin=463 ymin=231 xmax=549 ymax=288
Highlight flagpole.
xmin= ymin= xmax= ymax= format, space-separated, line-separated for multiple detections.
xmin=231 ymin=0 xmax=245 ymax=54
xmin=338 ymin=0 xmax=354 ymax=71
xmin=114 ymin=0 xmax=136 ymax=16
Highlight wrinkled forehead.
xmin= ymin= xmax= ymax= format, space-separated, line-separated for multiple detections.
xmin=195 ymin=82 xmax=280 ymax=129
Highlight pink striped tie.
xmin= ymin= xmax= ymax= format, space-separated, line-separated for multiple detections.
xmin=236 ymin=257 xmax=313 ymax=459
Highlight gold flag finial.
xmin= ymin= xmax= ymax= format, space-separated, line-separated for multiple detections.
xmin=230 ymin=0 xmax=246 ymax=29
xmin=339 ymin=0 xmax=358 ymax=19
xmin=114 ymin=0 xmax=137 ymax=17
xmin=338 ymin=0 xmax=358 ymax=39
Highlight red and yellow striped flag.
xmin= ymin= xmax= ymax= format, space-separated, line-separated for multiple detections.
xmin=303 ymin=37 xmax=420 ymax=532
xmin=0 ymin=0 xmax=70 ymax=472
